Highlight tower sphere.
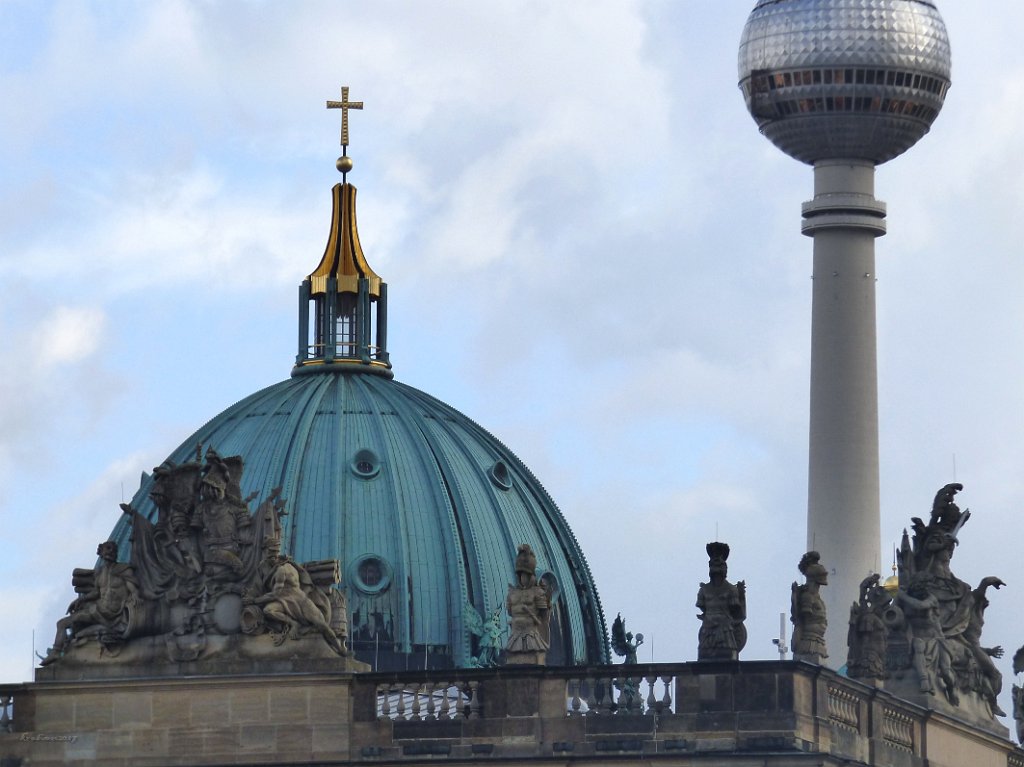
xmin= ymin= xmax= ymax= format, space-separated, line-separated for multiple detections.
xmin=738 ymin=0 xmax=951 ymax=165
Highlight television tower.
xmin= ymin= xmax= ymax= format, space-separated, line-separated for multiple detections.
xmin=738 ymin=0 xmax=951 ymax=662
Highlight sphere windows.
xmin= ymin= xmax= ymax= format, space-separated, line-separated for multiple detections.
xmin=351 ymin=448 xmax=381 ymax=479
xmin=748 ymin=67 xmax=949 ymax=102
xmin=350 ymin=554 xmax=392 ymax=595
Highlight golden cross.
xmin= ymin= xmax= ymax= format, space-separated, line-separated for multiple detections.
xmin=326 ymin=86 xmax=363 ymax=147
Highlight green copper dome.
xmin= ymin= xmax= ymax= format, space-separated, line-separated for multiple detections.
xmin=108 ymin=123 xmax=609 ymax=668
xmin=110 ymin=370 xmax=609 ymax=668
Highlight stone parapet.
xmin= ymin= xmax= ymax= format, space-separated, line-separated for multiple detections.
xmin=2 ymin=662 xmax=1021 ymax=766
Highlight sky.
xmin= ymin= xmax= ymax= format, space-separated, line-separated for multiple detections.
xmin=1 ymin=0 xmax=1022 ymax=714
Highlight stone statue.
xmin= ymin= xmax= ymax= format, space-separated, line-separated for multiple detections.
xmin=191 ymin=450 xmax=252 ymax=583
xmin=790 ymin=551 xmax=828 ymax=663
xmin=611 ymin=613 xmax=644 ymax=664
xmin=965 ymin=576 xmax=1006 ymax=716
xmin=43 ymin=541 xmax=139 ymax=664
xmin=42 ymin=447 xmax=364 ymax=671
xmin=505 ymin=544 xmax=550 ymax=665
xmin=846 ymin=573 xmax=891 ymax=680
xmin=611 ymin=612 xmax=645 ymax=709
xmin=250 ymin=557 xmax=344 ymax=654
xmin=465 ymin=603 xmax=504 ymax=667
xmin=696 ymin=542 xmax=746 ymax=661
xmin=1014 ymin=685 xmax=1024 ymax=745
xmin=1012 ymin=646 xmax=1024 ymax=743
xmin=898 ymin=577 xmax=958 ymax=704
xmin=883 ymin=483 xmax=1008 ymax=727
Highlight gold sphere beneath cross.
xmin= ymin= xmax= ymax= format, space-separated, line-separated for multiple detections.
xmin=337 ymin=156 xmax=353 ymax=174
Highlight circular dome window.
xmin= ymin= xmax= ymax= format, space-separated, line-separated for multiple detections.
xmin=349 ymin=554 xmax=392 ymax=595
xmin=351 ymin=448 xmax=381 ymax=479
xmin=488 ymin=460 xmax=512 ymax=490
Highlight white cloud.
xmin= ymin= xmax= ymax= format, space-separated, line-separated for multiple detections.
xmin=34 ymin=305 xmax=106 ymax=366
xmin=0 ymin=302 xmax=114 ymax=487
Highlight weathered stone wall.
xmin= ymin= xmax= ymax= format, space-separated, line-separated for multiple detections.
xmin=1 ymin=662 xmax=1021 ymax=767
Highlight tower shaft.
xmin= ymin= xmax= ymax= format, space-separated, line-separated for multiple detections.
xmin=803 ymin=160 xmax=884 ymax=663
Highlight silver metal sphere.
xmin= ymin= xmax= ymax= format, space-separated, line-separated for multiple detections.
xmin=738 ymin=0 xmax=951 ymax=165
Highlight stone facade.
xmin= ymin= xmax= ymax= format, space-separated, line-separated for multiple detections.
xmin=2 ymin=661 xmax=1021 ymax=766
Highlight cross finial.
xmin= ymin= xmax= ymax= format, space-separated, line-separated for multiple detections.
xmin=326 ymin=86 xmax=363 ymax=149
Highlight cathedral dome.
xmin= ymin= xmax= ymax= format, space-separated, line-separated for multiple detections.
xmin=108 ymin=108 xmax=609 ymax=670
xmin=110 ymin=371 xmax=608 ymax=669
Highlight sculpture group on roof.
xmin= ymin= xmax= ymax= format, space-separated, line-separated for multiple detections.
xmin=844 ymin=483 xmax=1007 ymax=725
xmin=683 ymin=484 xmax=1010 ymax=733
xmin=43 ymin=447 xmax=352 ymax=668
xmin=41 ymin=464 xmax=1015 ymax=732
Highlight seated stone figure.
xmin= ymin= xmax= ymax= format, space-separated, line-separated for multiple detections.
xmin=44 ymin=541 xmax=138 ymax=663
xmin=252 ymin=557 xmax=343 ymax=655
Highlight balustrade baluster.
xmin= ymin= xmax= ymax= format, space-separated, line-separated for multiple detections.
xmin=568 ymin=678 xmax=583 ymax=716
xmin=0 ymin=694 xmax=11 ymax=733
xmin=585 ymin=675 xmax=599 ymax=714
xmin=396 ymin=686 xmax=407 ymax=721
xmin=425 ymin=681 xmax=437 ymax=721
xmin=378 ymin=684 xmax=391 ymax=720
xmin=467 ymin=680 xmax=481 ymax=720
xmin=645 ymin=675 xmax=657 ymax=713
xmin=600 ymin=677 xmax=615 ymax=715
xmin=439 ymin=683 xmax=451 ymax=720
xmin=660 ymin=675 xmax=673 ymax=713
xmin=609 ymin=677 xmax=621 ymax=714
xmin=411 ymin=683 xmax=422 ymax=721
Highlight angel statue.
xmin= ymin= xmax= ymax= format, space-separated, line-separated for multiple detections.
xmin=464 ymin=602 xmax=504 ymax=667
xmin=611 ymin=612 xmax=645 ymax=711
xmin=611 ymin=613 xmax=644 ymax=665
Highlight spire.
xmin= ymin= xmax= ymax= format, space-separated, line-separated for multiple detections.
xmin=293 ymin=87 xmax=392 ymax=378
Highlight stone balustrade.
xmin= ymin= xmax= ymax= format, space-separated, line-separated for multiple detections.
xmin=2 ymin=662 xmax=1023 ymax=766
xmin=566 ymin=670 xmax=675 ymax=715
xmin=376 ymin=680 xmax=480 ymax=721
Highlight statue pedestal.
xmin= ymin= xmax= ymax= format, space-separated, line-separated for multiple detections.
xmin=883 ymin=675 xmax=1009 ymax=738
xmin=505 ymin=650 xmax=546 ymax=666
xmin=794 ymin=651 xmax=824 ymax=664
xmin=36 ymin=633 xmax=369 ymax=681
